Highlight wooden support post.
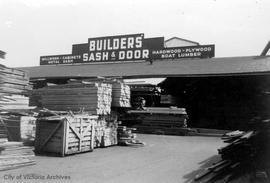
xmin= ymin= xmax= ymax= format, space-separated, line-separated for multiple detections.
xmin=260 ymin=40 xmax=270 ymax=56
xmin=62 ymin=119 xmax=67 ymax=157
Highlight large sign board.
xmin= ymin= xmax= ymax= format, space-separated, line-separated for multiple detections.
xmin=40 ymin=34 xmax=214 ymax=65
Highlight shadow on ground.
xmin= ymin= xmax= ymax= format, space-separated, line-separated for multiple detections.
xmin=182 ymin=155 xmax=221 ymax=183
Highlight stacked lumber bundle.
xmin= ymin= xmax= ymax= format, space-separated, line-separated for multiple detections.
xmin=128 ymin=107 xmax=189 ymax=136
xmin=0 ymin=141 xmax=35 ymax=171
xmin=1 ymin=114 xmax=36 ymax=143
xmin=35 ymin=113 xmax=97 ymax=156
xmin=160 ymin=95 xmax=178 ymax=105
xmin=103 ymin=126 xmax=118 ymax=147
xmin=117 ymin=126 xmax=144 ymax=146
xmin=0 ymin=95 xmax=30 ymax=110
xmin=74 ymin=78 xmax=131 ymax=107
xmin=0 ymin=117 xmax=8 ymax=143
xmin=0 ymin=65 xmax=31 ymax=111
xmin=31 ymin=82 xmax=112 ymax=115
xmin=111 ymin=82 xmax=131 ymax=107
xmin=194 ymin=119 xmax=270 ymax=182
xmin=94 ymin=117 xmax=118 ymax=148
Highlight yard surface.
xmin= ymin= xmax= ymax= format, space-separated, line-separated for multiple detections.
xmin=0 ymin=134 xmax=224 ymax=183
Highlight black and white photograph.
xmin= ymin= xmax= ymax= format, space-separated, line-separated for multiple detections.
xmin=0 ymin=0 xmax=270 ymax=182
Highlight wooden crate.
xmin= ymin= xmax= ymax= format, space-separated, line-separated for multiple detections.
xmin=35 ymin=114 xmax=97 ymax=156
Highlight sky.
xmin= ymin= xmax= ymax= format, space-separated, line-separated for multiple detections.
xmin=0 ymin=0 xmax=269 ymax=67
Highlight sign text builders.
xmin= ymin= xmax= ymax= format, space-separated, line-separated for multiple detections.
xmin=83 ymin=34 xmax=149 ymax=62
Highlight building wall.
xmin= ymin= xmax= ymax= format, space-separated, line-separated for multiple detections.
xmin=165 ymin=38 xmax=199 ymax=48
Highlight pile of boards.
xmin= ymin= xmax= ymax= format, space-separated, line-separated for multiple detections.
xmin=0 ymin=64 xmax=31 ymax=111
xmin=94 ymin=117 xmax=118 ymax=148
xmin=0 ymin=65 xmax=35 ymax=171
xmin=0 ymin=114 xmax=36 ymax=144
xmin=194 ymin=120 xmax=270 ymax=182
xmin=30 ymin=78 xmax=131 ymax=151
xmin=111 ymin=82 xmax=131 ymax=107
xmin=128 ymin=107 xmax=189 ymax=135
xmin=0 ymin=118 xmax=8 ymax=143
xmin=117 ymin=126 xmax=144 ymax=146
xmin=31 ymin=81 xmax=112 ymax=115
xmin=30 ymin=79 xmax=131 ymax=114
xmin=0 ymin=141 xmax=35 ymax=171
xmin=80 ymin=78 xmax=131 ymax=107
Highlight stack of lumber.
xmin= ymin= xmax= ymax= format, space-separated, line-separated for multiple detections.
xmin=35 ymin=113 xmax=97 ymax=156
xmin=128 ymin=107 xmax=189 ymax=136
xmin=0 ymin=141 xmax=35 ymax=171
xmin=194 ymin=119 xmax=270 ymax=182
xmin=111 ymin=82 xmax=131 ymax=107
xmin=0 ymin=65 xmax=31 ymax=111
xmin=0 ymin=114 xmax=36 ymax=143
xmin=0 ymin=95 xmax=30 ymax=110
xmin=160 ymin=95 xmax=178 ymax=105
xmin=103 ymin=126 xmax=118 ymax=147
xmin=117 ymin=126 xmax=144 ymax=146
xmin=0 ymin=117 xmax=8 ymax=143
xmin=73 ymin=78 xmax=131 ymax=107
xmin=94 ymin=117 xmax=118 ymax=148
xmin=31 ymin=82 xmax=112 ymax=115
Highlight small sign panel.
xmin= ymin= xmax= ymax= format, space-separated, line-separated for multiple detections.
xmin=151 ymin=45 xmax=215 ymax=60
xmin=40 ymin=54 xmax=82 ymax=65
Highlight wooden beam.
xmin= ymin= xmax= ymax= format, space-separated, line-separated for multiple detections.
xmin=260 ymin=40 xmax=270 ymax=56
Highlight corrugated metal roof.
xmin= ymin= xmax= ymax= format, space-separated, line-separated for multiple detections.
xmin=17 ymin=56 xmax=270 ymax=79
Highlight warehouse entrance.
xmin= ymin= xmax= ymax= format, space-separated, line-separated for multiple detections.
xmin=158 ymin=75 xmax=270 ymax=130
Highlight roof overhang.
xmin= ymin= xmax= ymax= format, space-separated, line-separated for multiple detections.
xmin=17 ymin=56 xmax=270 ymax=80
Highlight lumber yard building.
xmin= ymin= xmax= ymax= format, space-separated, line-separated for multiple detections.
xmin=18 ymin=33 xmax=270 ymax=130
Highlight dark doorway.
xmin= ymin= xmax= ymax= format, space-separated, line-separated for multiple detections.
xmin=159 ymin=75 xmax=270 ymax=130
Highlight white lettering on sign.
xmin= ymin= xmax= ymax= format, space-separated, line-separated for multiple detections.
xmin=88 ymin=35 xmax=143 ymax=52
xmin=135 ymin=36 xmax=142 ymax=48
xmin=89 ymin=41 xmax=95 ymax=51
xmin=83 ymin=49 xmax=149 ymax=62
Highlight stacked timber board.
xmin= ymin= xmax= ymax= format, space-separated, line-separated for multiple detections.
xmin=194 ymin=120 xmax=270 ymax=182
xmin=160 ymin=95 xmax=178 ymax=105
xmin=1 ymin=115 xmax=36 ymax=143
xmin=111 ymin=82 xmax=131 ymax=107
xmin=0 ymin=117 xmax=8 ymax=143
xmin=35 ymin=114 xmax=97 ymax=156
xmin=0 ymin=64 xmax=31 ymax=110
xmin=94 ymin=116 xmax=118 ymax=148
xmin=102 ymin=126 xmax=118 ymax=147
xmin=117 ymin=126 xmax=145 ymax=146
xmin=71 ymin=78 xmax=131 ymax=108
xmin=128 ymin=107 xmax=189 ymax=135
xmin=0 ymin=141 xmax=35 ymax=171
xmin=31 ymin=82 xmax=112 ymax=115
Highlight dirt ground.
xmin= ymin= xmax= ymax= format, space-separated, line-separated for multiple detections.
xmin=0 ymin=134 xmax=224 ymax=183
